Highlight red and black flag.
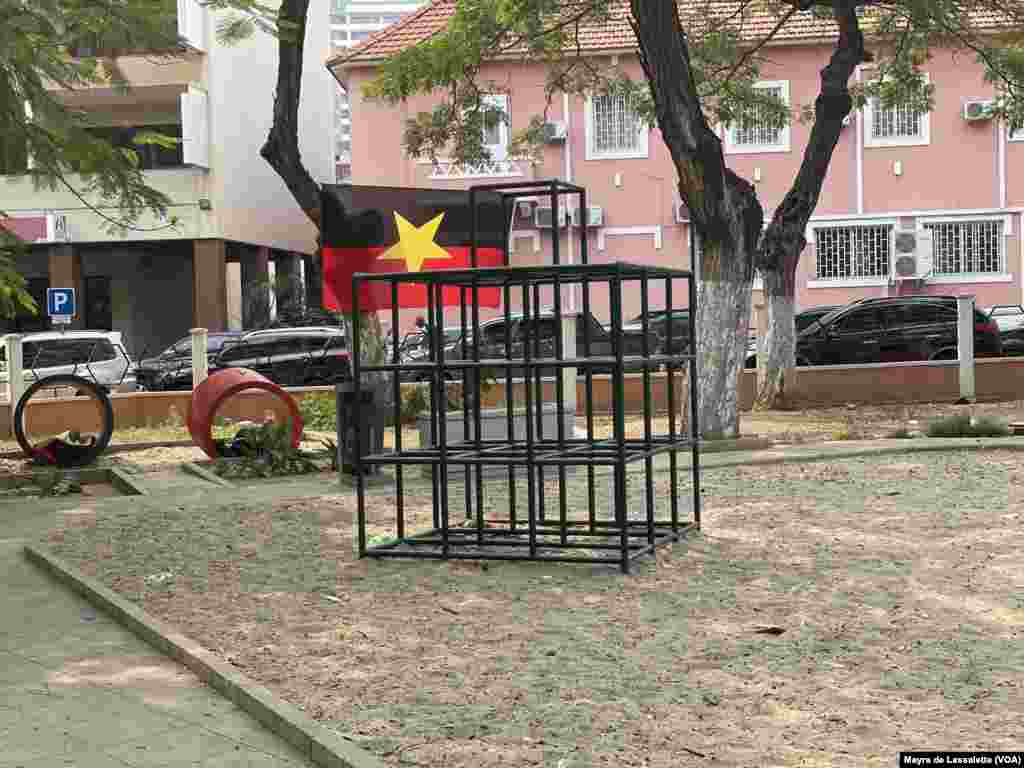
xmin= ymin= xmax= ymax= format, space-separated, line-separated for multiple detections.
xmin=321 ymin=185 xmax=512 ymax=312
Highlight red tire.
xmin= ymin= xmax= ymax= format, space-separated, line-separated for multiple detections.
xmin=188 ymin=368 xmax=304 ymax=459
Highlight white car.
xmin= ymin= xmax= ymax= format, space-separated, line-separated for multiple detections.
xmin=0 ymin=330 xmax=137 ymax=396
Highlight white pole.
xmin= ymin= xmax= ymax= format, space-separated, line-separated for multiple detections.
xmin=3 ymin=334 xmax=24 ymax=431
xmin=191 ymin=327 xmax=209 ymax=389
xmin=956 ymin=295 xmax=975 ymax=403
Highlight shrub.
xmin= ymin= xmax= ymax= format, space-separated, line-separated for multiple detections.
xmin=298 ymin=393 xmax=336 ymax=432
xmin=926 ymin=413 xmax=1010 ymax=438
xmin=885 ymin=427 xmax=913 ymax=439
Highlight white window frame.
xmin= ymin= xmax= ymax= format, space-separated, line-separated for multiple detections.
xmin=481 ymin=94 xmax=510 ymax=162
xmin=863 ymin=73 xmax=930 ymax=148
xmin=585 ymin=93 xmax=649 ymax=161
xmin=806 ymin=218 xmax=896 ymax=288
xmin=1008 ymin=119 xmax=1024 ymax=143
xmin=918 ymin=214 xmax=1014 ymax=283
xmin=724 ymin=80 xmax=791 ymax=155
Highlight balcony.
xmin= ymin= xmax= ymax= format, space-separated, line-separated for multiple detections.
xmin=427 ymin=158 xmax=528 ymax=179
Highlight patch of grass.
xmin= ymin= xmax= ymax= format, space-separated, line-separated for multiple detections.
xmin=298 ymin=393 xmax=336 ymax=432
xmin=926 ymin=413 xmax=1011 ymax=438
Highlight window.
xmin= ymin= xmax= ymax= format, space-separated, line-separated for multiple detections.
xmin=380 ymin=15 xmax=404 ymax=24
xmin=725 ymin=81 xmax=790 ymax=154
xmin=838 ymin=308 xmax=884 ymax=333
xmin=86 ymin=124 xmax=184 ymax=170
xmin=481 ymin=94 xmax=509 ymax=161
xmin=350 ymin=30 xmax=373 ymax=41
xmin=923 ymin=219 xmax=1004 ymax=275
xmin=814 ymin=223 xmax=893 ymax=281
xmin=348 ymin=13 xmax=381 ymax=24
xmin=902 ymin=302 xmax=952 ymax=326
xmin=586 ymin=92 xmax=648 ymax=160
xmin=864 ymin=75 xmax=930 ymax=147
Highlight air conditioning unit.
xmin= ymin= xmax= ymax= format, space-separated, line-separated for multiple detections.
xmin=674 ymin=200 xmax=690 ymax=224
xmin=963 ymin=99 xmax=995 ymax=122
xmin=570 ymin=205 xmax=604 ymax=228
xmin=892 ymin=227 xmax=934 ymax=280
xmin=542 ymin=120 xmax=567 ymax=143
xmin=534 ymin=205 xmax=568 ymax=229
xmin=841 ymin=114 xmax=852 ymax=127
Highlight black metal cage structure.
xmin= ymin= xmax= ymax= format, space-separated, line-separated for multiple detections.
xmin=350 ymin=180 xmax=701 ymax=573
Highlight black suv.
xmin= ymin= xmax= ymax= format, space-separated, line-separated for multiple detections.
xmin=213 ymin=326 xmax=349 ymax=386
xmin=447 ymin=311 xmax=658 ymax=376
xmin=136 ymin=332 xmax=244 ymax=391
xmin=759 ymin=296 xmax=1002 ymax=366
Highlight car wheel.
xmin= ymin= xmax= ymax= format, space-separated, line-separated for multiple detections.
xmin=929 ymin=348 xmax=956 ymax=361
xmin=795 ymin=356 xmax=811 ymax=367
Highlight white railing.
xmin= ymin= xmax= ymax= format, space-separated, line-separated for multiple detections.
xmin=428 ymin=158 xmax=526 ymax=179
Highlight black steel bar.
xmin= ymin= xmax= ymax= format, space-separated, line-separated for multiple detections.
xmin=611 ymin=270 xmax=629 ymax=574
xmin=472 ymin=270 xmax=485 ymax=545
xmin=552 ymin=266 xmax=568 ymax=546
xmin=688 ymin=271 xmax=701 ymax=530
xmin=504 ymin=276 xmax=516 ymax=533
xmin=391 ymin=282 xmax=404 ymax=541
xmin=522 ymin=282 xmax=538 ymax=559
xmin=428 ymin=281 xmax=451 ymax=558
xmin=666 ymin=277 xmax=679 ymax=533
xmin=640 ymin=272 xmax=655 ymax=549
xmin=352 ymin=275 xmax=366 ymax=559
xmin=461 ymin=285 xmax=472 ymax=530
xmin=532 ymin=280 xmax=545 ymax=525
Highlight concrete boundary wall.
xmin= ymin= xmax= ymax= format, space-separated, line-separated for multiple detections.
xmin=5 ymin=357 xmax=1024 ymax=438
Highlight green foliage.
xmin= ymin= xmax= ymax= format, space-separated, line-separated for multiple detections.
xmin=213 ymin=419 xmax=321 ymax=479
xmin=926 ymin=413 xmax=1011 ymax=438
xmin=402 ymin=384 xmax=430 ymax=423
xmin=885 ymin=427 xmax=913 ymax=439
xmin=298 ymin=393 xmax=337 ymax=432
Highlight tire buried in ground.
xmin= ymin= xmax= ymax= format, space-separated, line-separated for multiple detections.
xmin=14 ymin=374 xmax=114 ymax=467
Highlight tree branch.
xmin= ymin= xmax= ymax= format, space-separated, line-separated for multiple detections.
xmin=758 ymin=0 xmax=870 ymax=282
xmin=259 ymin=0 xmax=321 ymax=227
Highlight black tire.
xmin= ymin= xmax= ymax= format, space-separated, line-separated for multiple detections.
xmin=14 ymin=374 xmax=114 ymax=467
xmin=929 ymin=348 xmax=956 ymax=361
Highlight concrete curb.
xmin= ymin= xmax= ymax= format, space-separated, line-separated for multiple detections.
xmin=180 ymin=461 xmax=234 ymax=488
xmin=0 ymin=439 xmax=196 ymax=460
xmin=22 ymin=545 xmax=387 ymax=768
xmin=694 ymin=436 xmax=1024 ymax=470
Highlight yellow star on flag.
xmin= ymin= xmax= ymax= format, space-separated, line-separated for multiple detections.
xmin=377 ymin=212 xmax=452 ymax=272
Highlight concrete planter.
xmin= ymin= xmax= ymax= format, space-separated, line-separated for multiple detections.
xmin=416 ymin=404 xmax=575 ymax=478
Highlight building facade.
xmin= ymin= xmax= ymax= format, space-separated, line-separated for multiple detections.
xmin=330 ymin=2 xmax=1024 ymax=326
xmin=330 ymin=0 xmax=425 ymax=181
xmin=1 ymin=0 xmax=334 ymax=358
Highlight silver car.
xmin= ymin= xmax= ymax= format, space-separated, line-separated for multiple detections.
xmin=0 ymin=330 xmax=136 ymax=396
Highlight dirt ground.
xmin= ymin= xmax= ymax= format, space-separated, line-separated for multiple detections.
xmin=44 ymin=448 xmax=1024 ymax=767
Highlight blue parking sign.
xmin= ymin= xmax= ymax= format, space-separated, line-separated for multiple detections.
xmin=47 ymin=287 xmax=76 ymax=318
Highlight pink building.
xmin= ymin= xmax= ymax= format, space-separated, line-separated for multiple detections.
xmin=328 ymin=2 xmax=1023 ymax=323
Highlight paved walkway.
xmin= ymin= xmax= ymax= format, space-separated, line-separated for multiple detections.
xmin=0 ymin=498 xmax=318 ymax=767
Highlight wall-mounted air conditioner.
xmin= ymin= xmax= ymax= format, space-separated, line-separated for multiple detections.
xmin=570 ymin=205 xmax=604 ymax=228
xmin=44 ymin=212 xmax=71 ymax=243
xmin=542 ymin=121 xmax=567 ymax=143
xmin=841 ymin=114 xmax=852 ymax=127
xmin=535 ymin=205 xmax=568 ymax=229
xmin=963 ymin=99 xmax=995 ymax=122
xmin=892 ymin=227 xmax=934 ymax=280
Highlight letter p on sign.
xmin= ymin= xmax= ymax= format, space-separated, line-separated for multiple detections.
xmin=47 ymin=287 xmax=76 ymax=323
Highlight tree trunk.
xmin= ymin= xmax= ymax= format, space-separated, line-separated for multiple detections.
xmin=755 ymin=266 xmax=796 ymax=409
xmin=693 ymin=240 xmax=755 ymax=439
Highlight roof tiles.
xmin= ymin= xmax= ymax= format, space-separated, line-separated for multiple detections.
xmin=327 ymin=1 xmax=1011 ymax=69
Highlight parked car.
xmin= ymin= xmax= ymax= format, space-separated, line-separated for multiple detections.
xmin=619 ymin=309 xmax=692 ymax=359
xmin=745 ymin=305 xmax=843 ymax=367
xmin=983 ymin=304 xmax=1024 ymax=356
xmin=213 ymin=326 xmax=349 ymax=386
xmin=746 ymin=296 xmax=1002 ymax=368
xmin=392 ymin=327 xmax=465 ymax=381
xmin=449 ymin=311 xmax=658 ymax=376
xmin=0 ymin=330 xmax=136 ymax=395
xmin=136 ymin=332 xmax=244 ymax=391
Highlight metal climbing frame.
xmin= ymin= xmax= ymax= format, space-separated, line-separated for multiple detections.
xmin=351 ymin=180 xmax=701 ymax=573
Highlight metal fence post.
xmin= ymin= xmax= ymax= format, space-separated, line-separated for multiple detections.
xmin=956 ymin=295 xmax=976 ymax=403
xmin=3 ymin=334 xmax=24 ymax=432
xmin=190 ymin=327 xmax=209 ymax=389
